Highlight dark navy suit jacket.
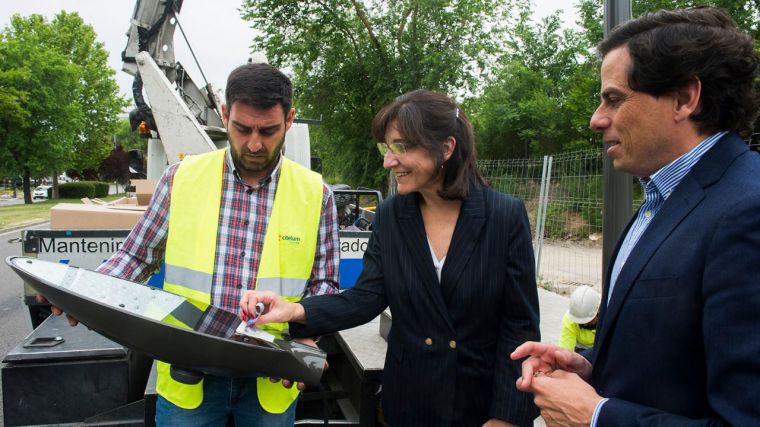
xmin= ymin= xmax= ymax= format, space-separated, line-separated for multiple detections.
xmin=292 ymin=185 xmax=540 ymax=426
xmin=590 ymin=132 xmax=760 ymax=425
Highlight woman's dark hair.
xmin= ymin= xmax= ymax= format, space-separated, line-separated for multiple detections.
xmin=597 ymin=6 xmax=759 ymax=138
xmin=372 ymin=89 xmax=485 ymax=200
xmin=225 ymin=63 xmax=292 ymax=117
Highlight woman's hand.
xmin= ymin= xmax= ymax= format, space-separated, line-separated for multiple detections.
xmin=239 ymin=290 xmax=306 ymax=326
xmin=482 ymin=418 xmax=517 ymax=427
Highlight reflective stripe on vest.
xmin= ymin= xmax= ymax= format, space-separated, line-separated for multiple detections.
xmin=163 ymin=149 xmax=224 ymax=305
xmin=159 ymin=149 xmax=324 ymax=412
xmin=255 ymin=277 xmax=309 ymax=298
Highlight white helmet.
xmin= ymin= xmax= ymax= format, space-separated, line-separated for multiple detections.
xmin=568 ymin=285 xmax=601 ymax=324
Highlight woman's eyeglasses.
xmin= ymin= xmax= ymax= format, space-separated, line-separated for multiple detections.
xmin=376 ymin=142 xmax=406 ymax=156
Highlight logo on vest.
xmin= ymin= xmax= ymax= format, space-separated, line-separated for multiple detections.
xmin=279 ymin=233 xmax=301 ymax=244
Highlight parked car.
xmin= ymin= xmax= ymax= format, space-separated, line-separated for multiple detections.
xmin=32 ymin=185 xmax=52 ymax=200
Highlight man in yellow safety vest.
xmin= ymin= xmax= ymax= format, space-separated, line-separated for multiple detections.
xmin=96 ymin=63 xmax=340 ymax=426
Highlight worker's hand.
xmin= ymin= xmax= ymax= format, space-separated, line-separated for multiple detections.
xmin=239 ymin=290 xmax=305 ymax=325
xmin=530 ymin=370 xmax=602 ymax=427
xmin=272 ymin=337 xmax=328 ymax=391
xmin=482 ymin=418 xmax=517 ymax=427
xmin=35 ymin=294 xmax=79 ymax=326
xmin=511 ymin=342 xmax=592 ymax=391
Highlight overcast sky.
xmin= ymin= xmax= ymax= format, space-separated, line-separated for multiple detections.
xmin=0 ymin=0 xmax=578 ymax=100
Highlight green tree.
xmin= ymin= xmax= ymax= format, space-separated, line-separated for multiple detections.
xmin=113 ymin=119 xmax=147 ymax=153
xmin=0 ymin=15 xmax=82 ymax=203
xmin=579 ymin=0 xmax=760 ymax=46
xmin=0 ymin=68 xmax=29 ymax=139
xmin=470 ymin=3 xmax=599 ymax=159
xmin=46 ymin=12 xmax=127 ymax=176
xmin=242 ymin=0 xmax=510 ymax=188
xmin=0 ymin=12 xmax=125 ymax=203
xmin=0 ymin=68 xmax=30 ymax=198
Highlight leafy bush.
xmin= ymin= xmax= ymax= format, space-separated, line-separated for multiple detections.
xmin=543 ymin=203 xmax=569 ymax=239
xmin=59 ymin=182 xmax=95 ymax=198
xmin=93 ymin=182 xmax=110 ymax=198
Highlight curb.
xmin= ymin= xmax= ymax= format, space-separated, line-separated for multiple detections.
xmin=0 ymin=220 xmax=50 ymax=236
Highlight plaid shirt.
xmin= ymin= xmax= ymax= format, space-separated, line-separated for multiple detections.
xmin=98 ymin=150 xmax=339 ymax=313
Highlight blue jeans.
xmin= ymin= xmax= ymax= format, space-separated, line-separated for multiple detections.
xmin=155 ymin=375 xmax=297 ymax=427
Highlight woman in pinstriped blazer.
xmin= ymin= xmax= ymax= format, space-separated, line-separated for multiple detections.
xmin=243 ymin=90 xmax=540 ymax=426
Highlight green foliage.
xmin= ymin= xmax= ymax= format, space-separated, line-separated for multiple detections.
xmin=56 ymin=181 xmax=108 ymax=199
xmin=86 ymin=181 xmax=110 ymax=198
xmin=489 ymin=173 xmax=534 ymax=199
xmin=0 ymin=12 xmax=126 ymax=203
xmin=472 ymin=0 xmax=760 ymax=162
xmin=59 ymin=182 xmax=96 ymax=199
xmin=577 ymin=0 xmax=760 ymax=45
xmin=242 ymin=0 xmax=510 ymax=188
xmin=469 ymin=3 xmax=600 ymax=160
xmin=46 ymin=12 xmax=128 ymax=172
xmin=113 ymin=119 xmax=146 ymax=153
xmin=0 ymin=68 xmax=29 ymax=140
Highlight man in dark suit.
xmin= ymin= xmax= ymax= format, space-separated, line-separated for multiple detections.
xmin=511 ymin=7 xmax=760 ymax=426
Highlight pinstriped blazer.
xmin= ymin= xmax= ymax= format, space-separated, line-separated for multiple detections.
xmin=291 ymin=185 xmax=540 ymax=426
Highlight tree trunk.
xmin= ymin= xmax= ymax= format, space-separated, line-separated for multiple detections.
xmin=52 ymin=172 xmax=60 ymax=199
xmin=23 ymin=169 xmax=32 ymax=204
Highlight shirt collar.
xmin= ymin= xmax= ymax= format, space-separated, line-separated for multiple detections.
xmin=225 ymin=148 xmax=283 ymax=188
xmin=640 ymin=131 xmax=727 ymax=200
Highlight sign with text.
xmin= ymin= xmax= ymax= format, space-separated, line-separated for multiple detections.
xmin=338 ymin=231 xmax=370 ymax=289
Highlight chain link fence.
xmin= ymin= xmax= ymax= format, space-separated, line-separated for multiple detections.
xmin=480 ymin=135 xmax=760 ymax=294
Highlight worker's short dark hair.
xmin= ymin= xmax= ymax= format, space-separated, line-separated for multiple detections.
xmin=225 ymin=63 xmax=293 ymax=116
xmin=597 ymin=6 xmax=760 ymax=138
xmin=372 ymin=89 xmax=485 ymax=200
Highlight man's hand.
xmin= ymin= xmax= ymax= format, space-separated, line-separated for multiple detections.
xmin=35 ymin=294 xmax=79 ymax=326
xmin=510 ymin=342 xmax=592 ymax=391
xmin=239 ymin=290 xmax=305 ymax=326
xmin=530 ymin=370 xmax=602 ymax=427
xmin=272 ymin=337 xmax=327 ymax=391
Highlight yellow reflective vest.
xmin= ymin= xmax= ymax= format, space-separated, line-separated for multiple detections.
xmin=558 ymin=312 xmax=596 ymax=351
xmin=157 ymin=148 xmax=323 ymax=413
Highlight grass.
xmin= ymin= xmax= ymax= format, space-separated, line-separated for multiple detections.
xmin=0 ymin=194 xmax=128 ymax=231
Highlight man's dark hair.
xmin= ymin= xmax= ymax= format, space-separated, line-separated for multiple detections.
xmin=598 ymin=6 xmax=760 ymax=137
xmin=372 ymin=89 xmax=485 ymax=200
xmin=225 ymin=63 xmax=292 ymax=116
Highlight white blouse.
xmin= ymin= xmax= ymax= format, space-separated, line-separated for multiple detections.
xmin=427 ymin=239 xmax=446 ymax=283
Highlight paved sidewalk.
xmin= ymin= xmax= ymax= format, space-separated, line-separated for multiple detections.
xmin=537 ymin=287 xmax=568 ymax=345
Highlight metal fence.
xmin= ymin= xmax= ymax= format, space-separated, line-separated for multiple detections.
xmin=388 ymin=138 xmax=760 ymax=294
xmin=480 ymin=149 xmax=611 ymax=294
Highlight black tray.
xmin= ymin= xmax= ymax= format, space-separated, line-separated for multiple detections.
xmin=6 ymin=256 xmax=326 ymax=385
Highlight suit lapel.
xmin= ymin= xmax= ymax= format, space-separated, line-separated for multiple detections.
xmin=594 ymin=133 xmax=748 ymax=352
xmin=440 ymin=186 xmax=486 ymax=301
xmin=594 ymin=178 xmax=704 ymax=349
xmin=397 ymin=193 xmax=455 ymax=333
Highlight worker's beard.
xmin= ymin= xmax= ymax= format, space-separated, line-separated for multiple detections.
xmin=229 ymin=134 xmax=286 ymax=178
